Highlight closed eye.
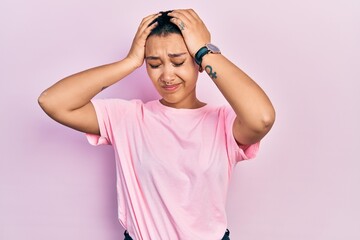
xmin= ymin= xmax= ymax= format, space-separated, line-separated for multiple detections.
xmin=172 ymin=61 xmax=185 ymax=67
xmin=149 ymin=64 xmax=160 ymax=69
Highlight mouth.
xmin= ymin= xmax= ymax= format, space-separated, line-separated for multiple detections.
xmin=161 ymin=83 xmax=182 ymax=91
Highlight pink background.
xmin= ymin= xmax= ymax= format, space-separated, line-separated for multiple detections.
xmin=1 ymin=0 xmax=359 ymax=239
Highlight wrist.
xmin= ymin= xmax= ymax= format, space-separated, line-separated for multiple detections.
xmin=124 ymin=55 xmax=143 ymax=70
xmin=194 ymin=46 xmax=209 ymax=66
xmin=194 ymin=43 xmax=221 ymax=68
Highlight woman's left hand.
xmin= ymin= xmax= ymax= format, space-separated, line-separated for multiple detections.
xmin=168 ymin=9 xmax=211 ymax=57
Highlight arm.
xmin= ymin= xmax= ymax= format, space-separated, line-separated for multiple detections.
xmin=38 ymin=13 xmax=160 ymax=135
xmin=38 ymin=59 xmax=137 ymax=135
xmin=201 ymin=54 xmax=275 ymax=145
xmin=169 ymin=9 xmax=275 ymax=145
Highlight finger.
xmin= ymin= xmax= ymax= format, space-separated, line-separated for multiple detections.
xmin=180 ymin=9 xmax=204 ymax=27
xmin=139 ymin=13 xmax=161 ymax=29
xmin=137 ymin=21 xmax=158 ymax=42
xmin=169 ymin=9 xmax=195 ymax=23
xmin=135 ymin=13 xmax=160 ymax=36
xmin=133 ymin=16 xmax=159 ymax=40
xmin=169 ymin=17 xmax=186 ymax=31
xmin=168 ymin=10 xmax=191 ymax=29
xmin=186 ymin=9 xmax=201 ymax=20
xmin=132 ymin=13 xmax=160 ymax=46
xmin=169 ymin=15 xmax=191 ymax=32
xmin=141 ymin=12 xmax=160 ymax=24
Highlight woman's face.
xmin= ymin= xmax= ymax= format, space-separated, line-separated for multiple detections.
xmin=145 ymin=33 xmax=200 ymax=109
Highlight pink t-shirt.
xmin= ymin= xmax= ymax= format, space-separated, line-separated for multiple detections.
xmin=87 ymin=99 xmax=259 ymax=240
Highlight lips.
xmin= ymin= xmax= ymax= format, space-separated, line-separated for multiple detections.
xmin=162 ymin=83 xmax=181 ymax=91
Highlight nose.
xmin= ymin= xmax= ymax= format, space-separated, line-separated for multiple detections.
xmin=159 ymin=64 xmax=175 ymax=85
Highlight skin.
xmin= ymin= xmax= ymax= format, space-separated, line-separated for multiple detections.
xmin=145 ymin=34 xmax=205 ymax=109
xmin=38 ymin=9 xmax=275 ymax=146
xmin=168 ymin=9 xmax=275 ymax=145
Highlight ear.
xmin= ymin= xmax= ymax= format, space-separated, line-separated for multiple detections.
xmin=198 ymin=65 xmax=204 ymax=73
xmin=193 ymin=59 xmax=203 ymax=72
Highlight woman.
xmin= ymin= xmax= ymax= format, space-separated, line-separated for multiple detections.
xmin=38 ymin=9 xmax=275 ymax=240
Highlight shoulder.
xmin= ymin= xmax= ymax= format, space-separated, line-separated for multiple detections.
xmin=90 ymin=98 xmax=147 ymax=121
xmin=205 ymin=103 xmax=234 ymax=116
xmin=92 ymin=98 xmax=144 ymax=109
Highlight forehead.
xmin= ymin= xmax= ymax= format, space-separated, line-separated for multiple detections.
xmin=145 ymin=34 xmax=188 ymax=57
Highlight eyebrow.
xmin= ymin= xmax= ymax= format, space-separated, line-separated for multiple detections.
xmin=145 ymin=52 xmax=187 ymax=60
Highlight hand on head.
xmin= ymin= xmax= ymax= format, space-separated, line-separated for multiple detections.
xmin=126 ymin=9 xmax=210 ymax=69
xmin=126 ymin=13 xmax=160 ymax=68
xmin=167 ymin=9 xmax=211 ymax=57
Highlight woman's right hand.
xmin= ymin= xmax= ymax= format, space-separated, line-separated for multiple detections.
xmin=126 ymin=13 xmax=160 ymax=68
xmin=38 ymin=13 xmax=161 ymax=135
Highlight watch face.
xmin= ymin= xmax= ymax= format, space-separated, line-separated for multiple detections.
xmin=206 ymin=43 xmax=221 ymax=53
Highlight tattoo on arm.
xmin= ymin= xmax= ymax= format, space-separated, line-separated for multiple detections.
xmin=204 ymin=65 xmax=217 ymax=80
xmin=101 ymin=86 xmax=108 ymax=91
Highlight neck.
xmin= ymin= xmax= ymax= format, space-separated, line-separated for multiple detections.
xmin=159 ymin=98 xmax=206 ymax=109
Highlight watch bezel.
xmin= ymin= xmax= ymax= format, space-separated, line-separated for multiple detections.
xmin=194 ymin=43 xmax=221 ymax=68
xmin=205 ymin=43 xmax=221 ymax=54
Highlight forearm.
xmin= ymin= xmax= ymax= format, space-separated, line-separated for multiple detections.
xmin=38 ymin=58 xmax=137 ymax=113
xmin=201 ymin=54 xmax=275 ymax=137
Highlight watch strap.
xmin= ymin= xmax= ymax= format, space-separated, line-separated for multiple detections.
xmin=194 ymin=46 xmax=210 ymax=66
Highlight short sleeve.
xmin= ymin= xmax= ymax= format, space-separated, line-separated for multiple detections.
xmin=224 ymin=107 xmax=260 ymax=163
xmin=85 ymin=98 xmax=135 ymax=146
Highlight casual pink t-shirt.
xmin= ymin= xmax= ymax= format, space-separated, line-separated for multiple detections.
xmin=86 ymin=99 xmax=259 ymax=240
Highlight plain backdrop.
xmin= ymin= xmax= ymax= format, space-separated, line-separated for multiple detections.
xmin=1 ymin=0 xmax=359 ymax=239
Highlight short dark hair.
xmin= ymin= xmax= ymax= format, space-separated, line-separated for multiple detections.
xmin=148 ymin=10 xmax=182 ymax=37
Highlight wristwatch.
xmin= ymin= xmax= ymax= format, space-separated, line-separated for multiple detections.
xmin=194 ymin=43 xmax=221 ymax=66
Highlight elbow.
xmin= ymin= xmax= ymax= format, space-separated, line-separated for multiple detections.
xmin=38 ymin=91 xmax=48 ymax=111
xmin=248 ymin=108 xmax=276 ymax=136
xmin=262 ymin=110 xmax=275 ymax=132
xmin=258 ymin=107 xmax=276 ymax=134
xmin=38 ymin=90 xmax=56 ymax=115
xmin=233 ymin=106 xmax=275 ymax=145
xmin=37 ymin=91 xmax=45 ymax=108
